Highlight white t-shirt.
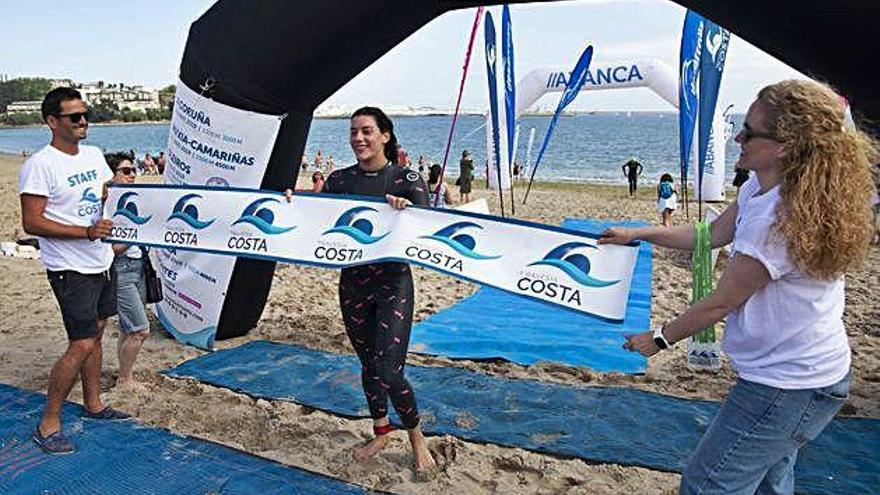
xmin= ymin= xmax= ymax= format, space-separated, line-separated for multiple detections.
xmin=428 ymin=182 xmax=449 ymax=208
xmin=19 ymin=144 xmax=114 ymax=273
xmin=723 ymin=175 xmax=850 ymax=389
xmin=118 ymin=245 xmax=142 ymax=259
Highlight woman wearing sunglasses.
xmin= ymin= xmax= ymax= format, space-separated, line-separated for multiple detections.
xmin=106 ymin=152 xmax=151 ymax=391
xmin=600 ymin=80 xmax=876 ymax=494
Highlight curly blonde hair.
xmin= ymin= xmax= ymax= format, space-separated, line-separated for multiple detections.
xmin=757 ymin=80 xmax=879 ymax=279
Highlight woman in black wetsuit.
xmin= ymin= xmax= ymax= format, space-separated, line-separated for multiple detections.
xmin=321 ymin=107 xmax=435 ymax=473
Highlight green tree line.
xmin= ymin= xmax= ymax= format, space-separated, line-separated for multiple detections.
xmin=0 ymin=77 xmax=53 ymax=113
xmin=1 ymin=79 xmax=175 ymax=126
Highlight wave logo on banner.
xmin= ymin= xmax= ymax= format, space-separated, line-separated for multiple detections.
xmin=529 ymin=242 xmax=618 ymax=288
xmin=112 ymin=192 xmax=152 ymax=225
xmin=232 ymin=198 xmax=295 ymax=235
xmin=420 ymin=222 xmax=501 ymax=261
xmin=167 ymin=193 xmax=216 ymax=230
xmin=323 ymin=206 xmax=389 ymax=245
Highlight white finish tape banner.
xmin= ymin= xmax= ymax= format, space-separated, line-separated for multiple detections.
xmin=105 ymin=185 xmax=640 ymax=321
xmin=158 ymin=80 xmax=282 ymax=348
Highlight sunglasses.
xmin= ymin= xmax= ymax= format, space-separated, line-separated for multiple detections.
xmin=741 ymin=122 xmax=777 ymax=142
xmin=55 ymin=111 xmax=91 ymax=123
xmin=116 ymin=167 xmax=136 ymax=176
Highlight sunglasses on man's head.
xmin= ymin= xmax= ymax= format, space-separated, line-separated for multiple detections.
xmin=55 ymin=111 xmax=91 ymax=123
xmin=741 ymin=122 xmax=777 ymax=142
xmin=116 ymin=167 xmax=136 ymax=176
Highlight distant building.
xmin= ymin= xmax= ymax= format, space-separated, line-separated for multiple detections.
xmin=6 ymin=101 xmax=42 ymax=114
xmin=76 ymin=81 xmax=161 ymax=112
xmin=49 ymin=79 xmax=74 ymax=89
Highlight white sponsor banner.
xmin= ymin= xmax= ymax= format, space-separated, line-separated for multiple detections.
xmin=106 ymin=185 xmax=640 ymax=322
xmin=693 ymin=109 xmax=727 ymax=202
xmin=157 ymin=80 xmax=282 ymax=348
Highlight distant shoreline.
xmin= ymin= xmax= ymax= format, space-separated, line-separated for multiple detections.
xmin=0 ymin=120 xmax=170 ymax=130
xmin=0 ymin=151 xmax=735 ymax=194
xmin=0 ymin=110 xmax=689 ymax=129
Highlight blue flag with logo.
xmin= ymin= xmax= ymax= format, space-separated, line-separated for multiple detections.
xmin=678 ymin=10 xmax=704 ymax=186
xmin=485 ymin=11 xmax=505 ymax=215
xmin=697 ymin=20 xmax=729 ymax=194
xmin=502 ymin=5 xmax=516 ymax=176
xmin=524 ymin=45 xmax=593 ymax=204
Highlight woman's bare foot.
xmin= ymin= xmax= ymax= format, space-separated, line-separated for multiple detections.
xmin=353 ymin=433 xmax=393 ymax=462
xmin=408 ymin=428 xmax=436 ymax=476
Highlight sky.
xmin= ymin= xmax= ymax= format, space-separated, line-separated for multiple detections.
xmin=1 ymin=0 xmax=807 ymax=113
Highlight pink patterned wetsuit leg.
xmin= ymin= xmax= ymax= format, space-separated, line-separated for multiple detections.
xmin=339 ymin=261 xmax=420 ymax=429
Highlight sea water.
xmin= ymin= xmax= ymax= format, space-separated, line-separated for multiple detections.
xmin=0 ymin=113 xmax=741 ymax=185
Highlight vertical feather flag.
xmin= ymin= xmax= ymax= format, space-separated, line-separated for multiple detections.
xmin=696 ymin=19 xmax=730 ymax=212
xmin=523 ymin=45 xmax=594 ymax=205
xmin=484 ymin=11 xmax=505 ymax=216
xmin=502 ymin=5 xmax=516 ymax=213
xmin=678 ymin=10 xmax=704 ymax=217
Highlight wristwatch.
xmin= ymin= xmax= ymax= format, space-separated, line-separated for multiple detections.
xmin=653 ymin=324 xmax=673 ymax=350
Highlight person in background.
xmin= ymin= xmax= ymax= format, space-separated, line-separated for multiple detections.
xmin=622 ymin=157 xmax=643 ymax=196
xmin=656 ymin=173 xmax=678 ymax=227
xmin=106 ymin=152 xmax=151 ymax=391
xmin=314 ymin=149 xmax=323 ymax=171
xmin=301 ymin=153 xmax=309 ymax=172
xmin=156 ymin=151 xmax=166 ymax=175
xmin=19 ymin=88 xmax=130 ymax=455
xmin=396 ymin=144 xmax=411 ymax=168
xmin=428 ymin=164 xmax=454 ymax=208
xmin=458 ymin=149 xmax=474 ymax=203
xmin=602 ymin=80 xmax=876 ymax=494
xmin=143 ymin=153 xmax=156 ymax=175
xmin=326 ymin=154 xmax=335 ymax=174
xmin=311 ymin=170 xmax=325 ymax=192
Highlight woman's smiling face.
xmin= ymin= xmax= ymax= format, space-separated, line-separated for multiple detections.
xmin=350 ymin=115 xmax=390 ymax=166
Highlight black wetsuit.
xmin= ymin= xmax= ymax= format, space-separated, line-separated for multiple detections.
xmin=323 ymin=163 xmax=429 ymax=429
xmin=623 ymin=159 xmax=643 ymax=196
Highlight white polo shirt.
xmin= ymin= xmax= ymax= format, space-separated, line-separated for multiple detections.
xmin=723 ymin=175 xmax=850 ymax=389
xmin=19 ymin=144 xmax=114 ymax=274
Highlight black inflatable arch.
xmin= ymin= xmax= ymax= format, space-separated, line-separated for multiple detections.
xmin=178 ymin=0 xmax=878 ymax=339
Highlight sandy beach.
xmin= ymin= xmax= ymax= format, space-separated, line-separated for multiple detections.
xmin=1 ymin=151 xmax=877 ymax=494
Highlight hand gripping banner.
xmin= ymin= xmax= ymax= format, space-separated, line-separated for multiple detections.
xmin=106 ymin=184 xmax=639 ymax=325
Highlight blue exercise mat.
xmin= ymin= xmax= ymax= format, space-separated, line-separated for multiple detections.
xmin=411 ymin=219 xmax=651 ymax=373
xmin=0 ymin=384 xmax=375 ymax=495
xmin=165 ymin=341 xmax=879 ymax=495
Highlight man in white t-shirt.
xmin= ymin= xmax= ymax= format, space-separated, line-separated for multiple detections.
xmin=19 ymin=88 xmax=131 ymax=455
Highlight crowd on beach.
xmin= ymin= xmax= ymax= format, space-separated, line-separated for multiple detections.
xmin=12 ymin=80 xmax=880 ymax=494
xmin=299 ymin=145 xmax=476 ymax=206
